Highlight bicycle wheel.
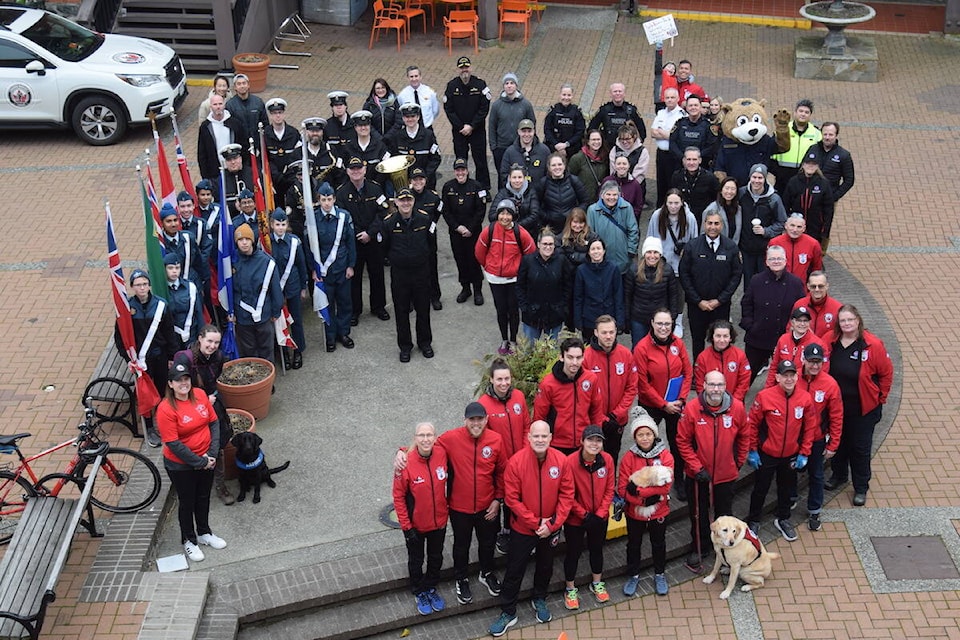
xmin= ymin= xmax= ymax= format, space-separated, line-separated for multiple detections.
xmin=75 ymin=447 xmax=161 ymax=513
xmin=82 ymin=376 xmax=136 ymax=434
xmin=0 ymin=471 xmax=37 ymax=545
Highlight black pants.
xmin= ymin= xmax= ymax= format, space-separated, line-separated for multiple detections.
xmin=686 ymin=301 xmax=731 ymax=361
xmin=563 ymin=517 xmax=608 ymax=581
xmin=625 ymin=517 xmax=666 ymax=575
xmin=428 ymin=226 xmax=442 ymax=302
xmin=644 ymin=406 xmax=684 ymax=481
xmin=686 ymin=476 xmax=734 ymax=553
xmin=744 ymin=343 xmax=773 ymax=384
xmin=449 ymin=508 xmax=498 ymax=580
xmin=492 ymin=147 xmax=507 ymax=189
xmin=489 ymin=282 xmax=519 ymax=342
xmin=391 ymin=265 xmax=432 ymax=351
xmin=500 ymin=530 xmax=557 ymax=615
xmin=452 ymin=129 xmax=491 ymax=189
xmin=166 ymin=467 xmax=214 ymax=544
xmin=831 ymin=405 xmax=881 ymax=494
xmin=602 ymin=420 xmax=625 ymax=464
xmin=747 ymin=451 xmax=797 ymax=522
xmin=237 ymin=321 xmax=275 ymax=361
xmin=351 ymin=240 xmax=386 ymax=316
xmin=405 ymin=527 xmax=446 ymax=594
xmin=448 ymin=231 xmax=482 ymax=289
xmin=656 ymin=149 xmax=680 ymax=208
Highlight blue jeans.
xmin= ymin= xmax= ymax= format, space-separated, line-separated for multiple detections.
xmin=521 ymin=323 xmax=560 ymax=344
xmin=630 ymin=320 xmax=649 ymax=348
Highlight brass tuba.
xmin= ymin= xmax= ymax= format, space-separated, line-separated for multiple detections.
xmin=376 ymin=155 xmax=416 ymax=194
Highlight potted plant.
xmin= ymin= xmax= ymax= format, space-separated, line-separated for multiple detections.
xmin=232 ymin=53 xmax=270 ymax=93
xmin=222 ymin=407 xmax=256 ymax=481
xmin=217 ymin=357 xmax=276 ymax=419
xmin=474 ymin=332 xmax=569 ymax=410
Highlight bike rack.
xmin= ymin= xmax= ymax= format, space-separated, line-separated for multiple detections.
xmin=270 ymin=12 xmax=312 ymax=70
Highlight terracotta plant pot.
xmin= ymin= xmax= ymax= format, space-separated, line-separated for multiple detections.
xmin=217 ymin=357 xmax=276 ymax=419
xmin=223 ymin=408 xmax=256 ymax=481
xmin=232 ymin=53 xmax=270 ymax=93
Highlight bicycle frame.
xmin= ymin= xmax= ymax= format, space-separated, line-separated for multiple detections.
xmin=2 ymin=435 xmax=86 ymax=499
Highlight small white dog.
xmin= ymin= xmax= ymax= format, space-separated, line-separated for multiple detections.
xmin=628 ymin=466 xmax=672 ymax=518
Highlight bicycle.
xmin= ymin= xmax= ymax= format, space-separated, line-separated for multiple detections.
xmin=0 ymin=397 xmax=162 ymax=544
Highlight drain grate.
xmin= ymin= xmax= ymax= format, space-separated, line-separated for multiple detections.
xmin=871 ymin=536 xmax=960 ymax=580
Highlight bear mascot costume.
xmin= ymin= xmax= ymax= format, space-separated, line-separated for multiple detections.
xmin=713 ymin=98 xmax=791 ymax=188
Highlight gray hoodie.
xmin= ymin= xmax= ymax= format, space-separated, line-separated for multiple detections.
xmin=488 ymin=91 xmax=536 ymax=150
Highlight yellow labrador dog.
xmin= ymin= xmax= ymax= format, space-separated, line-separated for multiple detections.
xmin=703 ymin=516 xmax=780 ymax=599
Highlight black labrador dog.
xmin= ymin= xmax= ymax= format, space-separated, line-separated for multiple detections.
xmin=230 ymin=431 xmax=290 ymax=504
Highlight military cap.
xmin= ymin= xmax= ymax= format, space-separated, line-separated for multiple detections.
xmin=317 ymin=182 xmax=335 ymax=196
xmin=271 ymin=208 xmax=288 ymax=222
xmin=456 ymin=56 xmax=471 ymax=68
xmin=399 ymin=102 xmax=421 ymax=116
xmin=163 ymin=252 xmax=181 ymax=266
xmin=160 ymin=202 xmax=178 ymax=219
xmin=346 ymin=157 xmax=365 ymax=169
xmin=409 ymin=167 xmax=426 ymax=179
xmin=237 ymin=188 xmax=255 ymax=200
xmin=327 ymin=91 xmax=349 ymax=106
xmin=302 ymin=117 xmax=327 ymax=130
xmin=265 ymin=97 xmax=287 ymax=112
xmin=395 ymin=188 xmax=414 ymax=200
xmin=220 ymin=143 xmax=243 ymax=160
xmin=176 ymin=190 xmax=193 ymax=203
xmin=453 ymin=158 xmax=468 ymax=170
xmin=351 ymin=110 xmax=373 ymax=125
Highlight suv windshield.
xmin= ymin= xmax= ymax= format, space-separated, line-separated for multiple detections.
xmin=17 ymin=11 xmax=104 ymax=62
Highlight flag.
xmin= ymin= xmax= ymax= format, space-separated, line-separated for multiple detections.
xmin=248 ymin=136 xmax=272 ymax=254
xmin=259 ymin=123 xmax=276 ymax=213
xmin=153 ymin=122 xmax=177 ymax=210
xmin=138 ymin=166 xmax=168 ymax=301
xmin=171 ymin=113 xmax=198 ymax=204
xmin=107 ymin=200 xmax=159 ymax=417
xmin=217 ymin=166 xmax=239 ymax=360
xmin=301 ymin=129 xmax=331 ymax=325
xmin=143 ymin=161 xmax=165 ymax=253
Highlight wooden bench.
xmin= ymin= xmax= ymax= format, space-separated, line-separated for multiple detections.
xmin=0 ymin=455 xmax=103 ymax=640
xmin=84 ymin=340 xmax=139 ymax=438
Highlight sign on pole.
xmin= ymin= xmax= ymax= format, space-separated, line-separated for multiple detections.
xmin=643 ymin=14 xmax=679 ymax=45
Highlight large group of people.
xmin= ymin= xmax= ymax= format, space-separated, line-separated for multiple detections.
xmin=119 ymin=48 xmax=886 ymax=630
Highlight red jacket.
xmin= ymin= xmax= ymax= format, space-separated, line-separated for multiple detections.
xmin=769 ymin=233 xmax=823 ymax=287
xmin=478 ymin=387 xmax=531 ymax=459
xmin=583 ymin=342 xmax=638 ymax=425
xmin=746 ymin=385 xmax=818 ymax=458
xmin=474 ymin=222 xmax=536 ymax=279
xmin=393 ymin=447 xmax=449 ymax=533
xmin=633 ymin=335 xmax=692 ymax=411
xmin=797 ymin=370 xmax=843 ymax=453
xmin=505 ymin=446 xmax=575 ymax=536
xmin=436 ymin=426 xmax=507 ymax=514
xmin=617 ymin=446 xmax=674 ymax=521
xmin=675 ymin=77 xmax=708 ymax=102
xmin=565 ymin=449 xmax=616 ymax=526
xmin=677 ymin=394 xmax=749 ymax=483
xmin=694 ymin=345 xmax=751 ymax=402
xmin=827 ymin=330 xmax=893 ymax=416
xmin=791 ymin=294 xmax=842 ymax=339
xmin=765 ymin=330 xmax=828 ymax=387
xmin=533 ymin=362 xmax=605 ymax=450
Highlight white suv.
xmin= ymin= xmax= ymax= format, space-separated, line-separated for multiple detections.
xmin=0 ymin=5 xmax=187 ymax=145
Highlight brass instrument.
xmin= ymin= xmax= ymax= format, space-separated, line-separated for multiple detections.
xmin=376 ymin=155 xmax=416 ymax=194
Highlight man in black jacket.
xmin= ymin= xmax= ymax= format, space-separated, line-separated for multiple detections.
xmin=443 ymin=57 xmax=492 ymax=190
xmin=588 ymin=82 xmax=646 ymax=148
xmin=670 ymin=147 xmax=719 ymax=222
xmin=442 ymin=158 xmax=489 ymax=306
xmin=669 ymin=96 xmax=717 ymax=165
xmin=679 ymin=211 xmax=742 ymax=359
xmin=386 ymin=103 xmax=442 ymax=190
xmin=198 ymin=94 xmax=245 ymax=180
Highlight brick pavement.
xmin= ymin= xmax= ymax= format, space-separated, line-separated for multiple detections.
xmin=1 ymin=8 xmax=959 ymax=640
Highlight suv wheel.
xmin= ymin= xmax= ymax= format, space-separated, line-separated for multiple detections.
xmin=71 ymin=95 xmax=127 ymax=146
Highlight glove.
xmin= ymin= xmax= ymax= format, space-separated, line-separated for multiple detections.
xmin=611 ymin=494 xmax=626 ymax=521
xmin=746 ymin=451 xmax=761 ymax=469
xmin=655 ymin=40 xmax=663 ymax=51
xmin=694 ymin=469 xmax=710 ymax=483
xmin=403 ymin=529 xmax=420 ymax=543
xmin=793 ymin=454 xmax=808 ymax=470
xmin=643 ymin=494 xmax=661 ymax=507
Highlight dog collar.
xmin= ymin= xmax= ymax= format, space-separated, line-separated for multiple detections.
xmin=235 ymin=451 xmax=264 ymax=470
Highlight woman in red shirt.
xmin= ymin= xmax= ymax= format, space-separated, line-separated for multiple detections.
xmin=157 ymin=357 xmax=226 ymax=562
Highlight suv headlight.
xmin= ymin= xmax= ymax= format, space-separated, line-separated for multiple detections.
xmin=116 ymin=74 xmax=165 ymax=87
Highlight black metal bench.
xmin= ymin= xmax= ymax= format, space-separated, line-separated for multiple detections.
xmin=83 ymin=341 xmax=139 ymax=438
xmin=0 ymin=455 xmax=104 ymax=640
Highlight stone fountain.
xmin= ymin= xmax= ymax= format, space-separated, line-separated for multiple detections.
xmin=795 ymin=1 xmax=878 ymax=82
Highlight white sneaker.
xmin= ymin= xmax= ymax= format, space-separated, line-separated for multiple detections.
xmin=197 ymin=533 xmax=227 ymax=549
xmin=184 ymin=541 xmax=205 ymax=561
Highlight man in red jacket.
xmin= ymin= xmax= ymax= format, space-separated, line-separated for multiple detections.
xmin=791 ymin=271 xmax=843 ymax=339
xmin=745 ymin=360 xmax=818 ymax=543
xmin=677 ymin=371 xmax=749 ymax=572
xmin=769 ymin=213 xmax=823 ymax=286
xmin=392 ymin=422 xmax=449 ymax=615
xmin=765 ymin=306 xmax=828 ymax=387
xmin=796 ymin=344 xmax=842 ymax=532
xmin=534 ymin=336 xmax=605 ymax=454
xmin=394 ymin=402 xmax=508 ymax=606
xmin=583 ymin=315 xmax=638 ymax=463
xmin=488 ymin=421 xmax=574 ymax=636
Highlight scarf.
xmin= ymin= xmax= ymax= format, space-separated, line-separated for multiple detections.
xmin=581 ymin=145 xmax=604 ymax=163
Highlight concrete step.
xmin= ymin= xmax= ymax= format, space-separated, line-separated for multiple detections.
xmin=122 ymin=0 xmax=214 ymax=9
xmin=117 ymin=12 xmax=214 ymax=26
xmin=114 ymin=27 xmax=217 ymax=41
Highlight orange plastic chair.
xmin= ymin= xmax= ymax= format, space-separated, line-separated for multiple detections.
xmin=443 ymin=13 xmax=478 ymax=54
xmin=392 ymin=0 xmax=427 ymax=39
xmin=369 ymin=0 xmax=405 ymax=51
xmin=499 ymin=0 xmax=532 ymax=44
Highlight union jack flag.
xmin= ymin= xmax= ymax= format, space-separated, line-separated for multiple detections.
xmin=172 ymin=113 xmax=198 ymax=204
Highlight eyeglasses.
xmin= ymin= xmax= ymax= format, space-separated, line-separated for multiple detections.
xmin=705 ymin=382 xmax=725 ymax=388
xmin=808 ymin=284 xmax=827 ymax=289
